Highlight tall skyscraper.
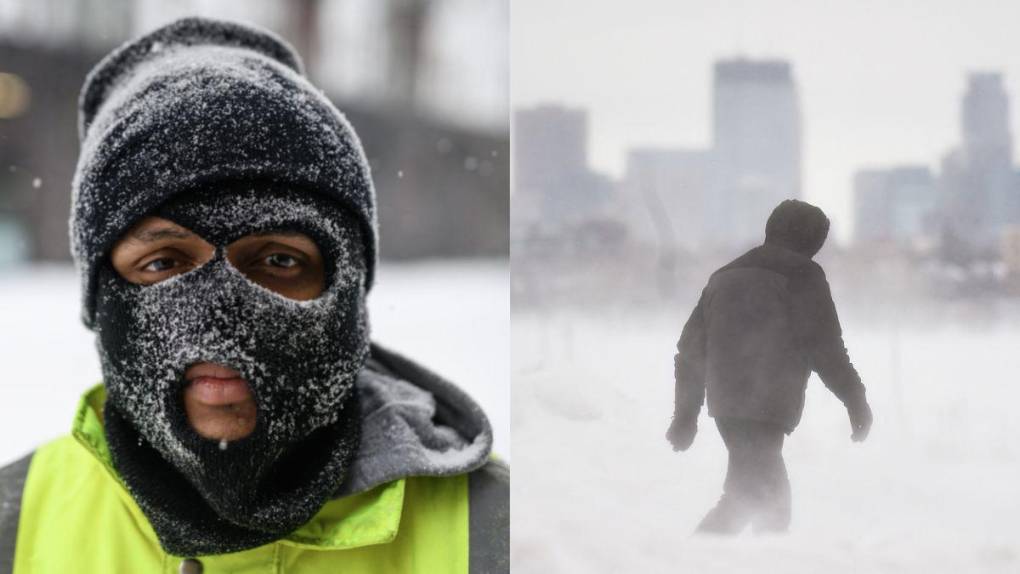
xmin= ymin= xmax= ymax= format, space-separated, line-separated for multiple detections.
xmin=512 ymin=104 xmax=613 ymax=230
xmin=962 ymin=73 xmax=1012 ymax=171
xmin=514 ymin=104 xmax=588 ymax=192
xmin=711 ymin=58 xmax=801 ymax=249
xmin=940 ymin=72 xmax=1018 ymax=255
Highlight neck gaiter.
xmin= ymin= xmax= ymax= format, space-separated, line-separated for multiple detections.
xmin=94 ymin=184 xmax=369 ymax=556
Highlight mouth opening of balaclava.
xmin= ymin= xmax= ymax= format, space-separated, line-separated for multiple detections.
xmin=764 ymin=199 xmax=831 ymax=257
xmin=95 ymin=181 xmax=370 ymax=556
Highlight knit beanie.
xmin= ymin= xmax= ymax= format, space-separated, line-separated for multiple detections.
xmin=71 ymin=16 xmax=378 ymax=329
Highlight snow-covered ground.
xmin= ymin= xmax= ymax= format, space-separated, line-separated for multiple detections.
xmin=0 ymin=260 xmax=509 ymax=464
xmin=512 ymin=304 xmax=1020 ymax=573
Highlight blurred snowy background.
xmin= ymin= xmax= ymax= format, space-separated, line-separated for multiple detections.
xmin=512 ymin=0 xmax=1020 ymax=571
xmin=0 ymin=1 xmax=509 ymax=461
xmin=512 ymin=304 xmax=1020 ymax=573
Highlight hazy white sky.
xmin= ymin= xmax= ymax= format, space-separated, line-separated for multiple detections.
xmin=512 ymin=0 xmax=1020 ymax=241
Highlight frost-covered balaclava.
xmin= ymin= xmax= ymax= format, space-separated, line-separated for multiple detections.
xmin=70 ymin=17 xmax=380 ymax=556
xmin=97 ymin=185 xmax=369 ymax=555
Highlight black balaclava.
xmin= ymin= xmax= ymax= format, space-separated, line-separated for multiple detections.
xmin=95 ymin=183 xmax=370 ymax=556
xmin=69 ymin=17 xmax=381 ymax=556
xmin=764 ymin=199 xmax=831 ymax=258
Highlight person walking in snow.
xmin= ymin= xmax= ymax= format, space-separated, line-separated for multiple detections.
xmin=666 ymin=199 xmax=872 ymax=535
xmin=0 ymin=17 xmax=507 ymax=573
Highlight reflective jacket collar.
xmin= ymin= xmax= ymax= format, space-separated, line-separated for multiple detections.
xmin=70 ymin=384 xmax=405 ymax=552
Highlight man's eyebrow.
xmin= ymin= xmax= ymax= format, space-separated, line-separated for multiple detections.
xmin=130 ymin=227 xmax=195 ymax=242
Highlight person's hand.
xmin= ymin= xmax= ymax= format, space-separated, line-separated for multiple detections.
xmin=666 ymin=414 xmax=697 ymax=452
xmin=848 ymin=400 xmax=873 ymax=442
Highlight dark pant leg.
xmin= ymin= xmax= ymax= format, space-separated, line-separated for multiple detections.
xmin=748 ymin=424 xmax=790 ymax=533
xmin=695 ymin=419 xmax=756 ymax=534
xmin=696 ymin=418 xmax=790 ymax=535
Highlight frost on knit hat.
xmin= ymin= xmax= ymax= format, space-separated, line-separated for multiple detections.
xmin=70 ymin=16 xmax=378 ymax=329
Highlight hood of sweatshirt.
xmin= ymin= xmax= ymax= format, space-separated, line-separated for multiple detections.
xmin=339 ymin=343 xmax=493 ymax=496
xmin=764 ymin=199 xmax=831 ymax=257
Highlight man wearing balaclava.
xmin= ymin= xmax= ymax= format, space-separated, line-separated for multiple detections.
xmin=0 ymin=17 xmax=507 ymax=573
xmin=666 ymin=199 xmax=873 ymax=535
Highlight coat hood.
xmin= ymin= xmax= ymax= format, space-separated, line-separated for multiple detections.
xmin=339 ymin=343 xmax=494 ymax=496
xmin=764 ymin=199 xmax=830 ymax=257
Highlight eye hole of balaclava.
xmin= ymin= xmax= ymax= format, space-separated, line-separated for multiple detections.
xmin=150 ymin=185 xmax=364 ymax=294
xmin=112 ymin=225 xmax=333 ymax=303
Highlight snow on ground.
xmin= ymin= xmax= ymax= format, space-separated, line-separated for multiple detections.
xmin=512 ymin=304 xmax=1020 ymax=573
xmin=0 ymin=260 xmax=509 ymax=464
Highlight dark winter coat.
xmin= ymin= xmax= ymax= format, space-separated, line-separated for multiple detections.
xmin=674 ymin=200 xmax=866 ymax=432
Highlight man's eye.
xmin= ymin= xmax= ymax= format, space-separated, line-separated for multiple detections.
xmin=142 ymin=258 xmax=177 ymax=272
xmin=265 ymin=253 xmax=299 ymax=269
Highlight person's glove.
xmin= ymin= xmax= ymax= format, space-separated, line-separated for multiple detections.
xmin=847 ymin=400 xmax=873 ymax=442
xmin=666 ymin=413 xmax=697 ymax=452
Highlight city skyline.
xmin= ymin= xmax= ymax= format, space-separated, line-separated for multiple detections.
xmin=516 ymin=64 xmax=1020 ymax=259
xmin=514 ymin=56 xmax=803 ymax=258
xmin=513 ymin=0 xmax=1020 ymax=243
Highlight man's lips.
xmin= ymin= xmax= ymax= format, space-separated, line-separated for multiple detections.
xmin=184 ymin=363 xmax=253 ymax=406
